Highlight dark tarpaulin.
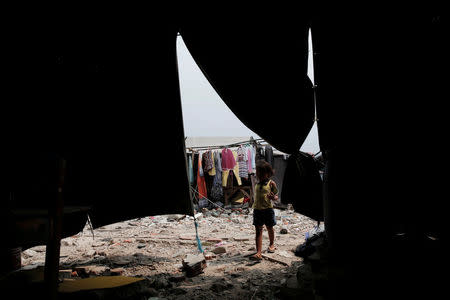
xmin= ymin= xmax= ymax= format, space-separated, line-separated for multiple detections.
xmin=179 ymin=5 xmax=319 ymax=219
xmin=4 ymin=6 xmax=192 ymax=248
xmin=281 ymin=152 xmax=323 ymax=221
xmin=4 ymin=8 xmax=447 ymax=287
xmin=179 ymin=5 xmax=315 ymax=155
xmin=53 ymin=8 xmax=193 ymax=228
xmin=311 ymin=4 xmax=448 ymax=269
xmin=271 ymin=156 xmax=288 ymax=202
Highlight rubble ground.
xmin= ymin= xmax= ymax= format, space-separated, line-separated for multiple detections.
xmin=22 ymin=207 xmax=319 ymax=299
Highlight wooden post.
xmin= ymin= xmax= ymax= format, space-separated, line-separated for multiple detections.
xmin=44 ymin=157 xmax=66 ymax=299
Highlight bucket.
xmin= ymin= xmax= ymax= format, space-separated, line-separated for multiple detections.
xmin=0 ymin=247 xmax=22 ymax=274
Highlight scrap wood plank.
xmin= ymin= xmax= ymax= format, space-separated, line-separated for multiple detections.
xmin=261 ymin=254 xmax=290 ymax=266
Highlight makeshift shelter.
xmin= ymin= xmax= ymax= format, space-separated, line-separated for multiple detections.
xmin=2 ymin=3 xmax=447 ymax=298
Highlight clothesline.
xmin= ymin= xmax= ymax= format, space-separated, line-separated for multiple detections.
xmin=186 ymin=138 xmax=264 ymax=152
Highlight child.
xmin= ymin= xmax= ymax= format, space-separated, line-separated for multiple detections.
xmin=251 ymin=160 xmax=278 ymax=260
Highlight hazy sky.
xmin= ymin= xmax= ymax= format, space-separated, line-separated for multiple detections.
xmin=176 ymin=31 xmax=320 ymax=153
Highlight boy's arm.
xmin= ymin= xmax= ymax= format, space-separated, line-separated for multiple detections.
xmin=269 ymin=180 xmax=279 ymax=201
xmin=270 ymin=180 xmax=278 ymax=195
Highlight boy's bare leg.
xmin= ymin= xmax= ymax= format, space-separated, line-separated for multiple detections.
xmin=267 ymin=226 xmax=275 ymax=251
xmin=255 ymin=226 xmax=264 ymax=258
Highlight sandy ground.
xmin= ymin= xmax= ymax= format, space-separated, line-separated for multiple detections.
xmin=21 ymin=207 xmax=320 ymax=299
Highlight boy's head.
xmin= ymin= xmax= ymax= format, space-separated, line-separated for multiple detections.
xmin=256 ymin=160 xmax=274 ymax=181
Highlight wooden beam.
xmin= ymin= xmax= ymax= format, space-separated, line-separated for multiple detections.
xmin=44 ymin=158 xmax=66 ymax=299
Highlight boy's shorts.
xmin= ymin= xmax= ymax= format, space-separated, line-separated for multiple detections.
xmin=253 ymin=208 xmax=276 ymax=227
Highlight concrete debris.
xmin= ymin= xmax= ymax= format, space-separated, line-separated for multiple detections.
xmin=110 ymin=267 xmax=125 ymax=275
xmin=182 ymin=253 xmax=207 ymax=277
xmin=166 ymin=214 xmax=185 ymax=222
xmin=211 ymin=246 xmax=227 ymax=254
xmin=22 ymin=249 xmax=37 ymax=258
xmin=280 ymin=226 xmax=289 ymax=234
xmin=204 ymin=252 xmax=217 ymax=260
xmin=234 ymin=236 xmax=251 ymax=241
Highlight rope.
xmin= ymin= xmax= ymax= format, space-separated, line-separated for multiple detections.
xmin=188 ymin=186 xmax=204 ymax=253
xmin=189 ymin=186 xmax=227 ymax=212
xmin=193 ymin=215 xmax=204 ymax=253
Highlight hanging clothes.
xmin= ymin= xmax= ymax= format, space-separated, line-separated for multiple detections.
xmin=265 ymin=145 xmax=274 ymax=167
xmin=237 ymin=145 xmax=248 ymax=178
xmin=232 ymin=150 xmax=242 ymax=185
xmin=202 ymin=150 xmax=214 ymax=173
xmin=208 ymin=151 xmax=216 ymax=176
xmin=221 ymin=147 xmax=236 ymax=170
xmin=250 ymin=145 xmax=256 ymax=171
xmin=188 ymin=154 xmax=194 ymax=185
xmin=210 ymin=150 xmax=223 ymax=201
xmin=222 ymin=150 xmax=242 ymax=187
xmin=247 ymin=146 xmax=254 ymax=174
xmin=255 ymin=144 xmax=265 ymax=162
xmin=197 ymin=151 xmax=207 ymax=199
xmin=193 ymin=152 xmax=199 ymax=187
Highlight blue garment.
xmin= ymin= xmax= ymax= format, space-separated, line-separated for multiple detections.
xmin=188 ymin=154 xmax=194 ymax=185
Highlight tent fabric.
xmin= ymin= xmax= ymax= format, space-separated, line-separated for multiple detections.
xmin=53 ymin=10 xmax=193 ymax=228
xmin=4 ymin=4 xmax=448 ymax=265
xmin=281 ymin=152 xmax=323 ymax=221
xmin=271 ymin=156 xmax=288 ymax=203
xmin=179 ymin=5 xmax=315 ymax=155
xmin=311 ymin=7 xmax=448 ymax=255
xmin=5 ymin=5 xmax=193 ymax=247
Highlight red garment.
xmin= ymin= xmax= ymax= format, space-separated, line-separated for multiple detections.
xmin=197 ymin=154 xmax=208 ymax=199
xmin=221 ymin=148 xmax=236 ymax=170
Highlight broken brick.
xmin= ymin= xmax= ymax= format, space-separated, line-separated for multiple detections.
xmin=212 ymin=246 xmax=227 ymax=254
xmin=182 ymin=253 xmax=207 ymax=277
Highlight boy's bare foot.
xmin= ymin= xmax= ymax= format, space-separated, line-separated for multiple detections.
xmin=250 ymin=253 xmax=263 ymax=261
xmin=268 ymin=245 xmax=276 ymax=253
